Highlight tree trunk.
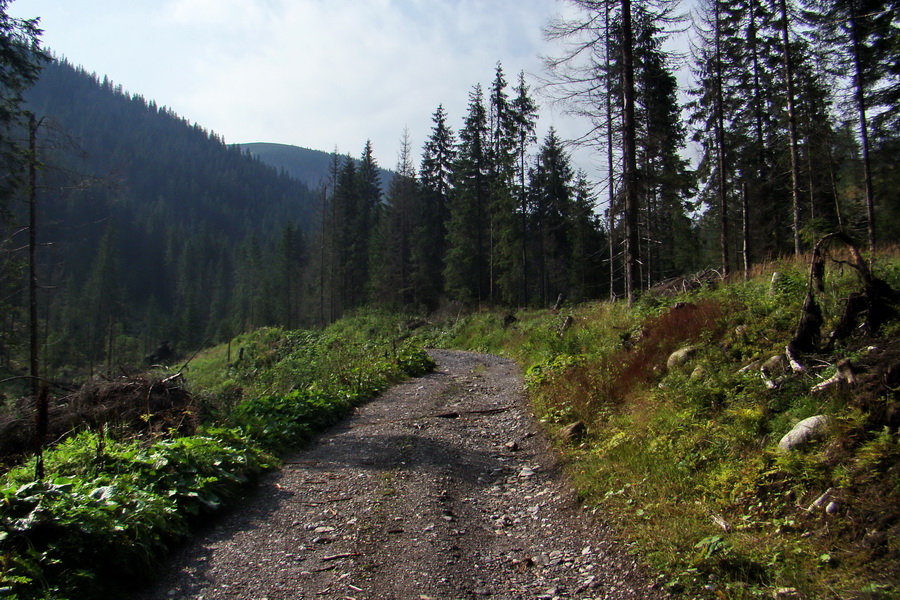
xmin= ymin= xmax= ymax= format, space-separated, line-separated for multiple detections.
xmin=606 ymin=0 xmax=617 ymax=301
xmin=748 ymin=0 xmax=766 ymax=267
xmin=779 ymin=0 xmax=803 ymax=255
xmin=621 ymin=0 xmax=639 ymax=304
xmin=742 ymin=180 xmax=751 ymax=279
xmin=319 ymin=198 xmax=326 ymax=326
xmin=714 ymin=0 xmax=730 ymax=277
xmin=520 ymin=146 xmax=529 ymax=306
xmin=28 ymin=113 xmax=39 ymax=399
xmin=848 ymin=1 xmax=876 ymax=255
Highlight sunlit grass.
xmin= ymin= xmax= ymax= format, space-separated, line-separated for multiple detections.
xmin=441 ymin=250 xmax=900 ymax=598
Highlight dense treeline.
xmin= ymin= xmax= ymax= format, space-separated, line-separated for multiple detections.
xmin=316 ymin=69 xmax=609 ymax=320
xmin=545 ymin=0 xmax=898 ymax=297
xmin=325 ymin=0 xmax=897 ymax=316
xmin=0 ymin=0 xmax=897 ymax=382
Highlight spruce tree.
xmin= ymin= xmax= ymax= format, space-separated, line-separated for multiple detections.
xmin=352 ymin=140 xmax=381 ymax=307
xmin=544 ymin=1 xmax=623 ymax=298
xmin=510 ymin=71 xmax=538 ymax=305
xmin=543 ymin=0 xmax=684 ymax=301
xmin=373 ymin=129 xmax=418 ymax=309
xmin=332 ymin=155 xmax=358 ymax=315
xmin=0 ymin=2 xmax=45 ymax=214
xmin=777 ymin=0 xmax=804 ymax=255
xmin=274 ymin=222 xmax=305 ymax=329
xmin=689 ymin=0 xmax=744 ymax=274
xmin=803 ymin=0 xmax=899 ymax=253
xmin=528 ymin=128 xmax=574 ymax=306
xmin=445 ymin=85 xmax=490 ymax=303
xmin=569 ymin=172 xmax=598 ymax=301
xmin=632 ymin=3 xmax=694 ymax=285
xmin=487 ymin=63 xmax=521 ymax=305
xmin=416 ymin=105 xmax=456 ymax=309
xmin=620 ymin=0 xmax=640 ymax=301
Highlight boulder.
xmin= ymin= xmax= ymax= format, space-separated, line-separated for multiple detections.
xmin=690 ymin=364 xmax=707 ymax=381
xmin=761 ymin=354 xmax=788 ymax=389
xmin=761 ymin=354 xmax=787 ymax=377
xmin=558 ymin=420 xmax=586 ymax=444
xmin=778 ymin=415 xmax=829 ymax=451
xmin=667 ymin=346 xmax=698 ymax=372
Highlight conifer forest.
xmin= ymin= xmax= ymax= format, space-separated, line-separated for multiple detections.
xmin=0 ymin=0 xmax=898 ymax=379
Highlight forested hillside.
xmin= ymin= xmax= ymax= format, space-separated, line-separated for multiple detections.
xmin=0 ymin=3 xmax=898 ymax=597
xmin=2 ymin=58 xmax=322 ymax=376
xmin=2 ymin=0 xmax=898 ymax=387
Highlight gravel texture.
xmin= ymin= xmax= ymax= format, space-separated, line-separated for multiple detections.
xmin=131 ymin=350 xmax=664 ymax=600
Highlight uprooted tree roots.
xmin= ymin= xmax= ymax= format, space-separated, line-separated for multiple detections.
xmin=0 ymin=374 xmax=197 ymax=467
xmin=789 ymin=233 xmax=900 ymax=362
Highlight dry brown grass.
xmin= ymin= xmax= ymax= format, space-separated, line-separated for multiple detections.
xmin=548 ymin=299 xmax=727 ymax=427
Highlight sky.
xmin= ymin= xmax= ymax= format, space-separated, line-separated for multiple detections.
xmin=8 ymin=0 xmax=604 ymax=178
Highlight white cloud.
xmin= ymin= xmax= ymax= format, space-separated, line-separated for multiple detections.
xmin=11 ymin=0 xmax=595 ymax=174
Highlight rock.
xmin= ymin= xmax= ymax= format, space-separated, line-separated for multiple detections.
xmin=558 ymin=421 xmax=586 ymax=443
xmin=778 ymin=415 xmax=829 ymax=451
xmin=532 ymin=552 xmax=551 ymax=567
xmin=690 ymin=364 xmax=707 ymax=381
xmin=505 ymin=441 xmax=519 ymax=451
xmin=761 ymin=354 xmax=787 ymax=389
xmin=518 ymin=467 xmax=536 ymax=479
xmin=825 ymin=501 xmax=840 ymax=515
xmin=667 ymin=346 xmax=698 ymax=371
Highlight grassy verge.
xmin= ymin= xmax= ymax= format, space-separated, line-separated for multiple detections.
xmin=436 ymin=252 xmax=900 ymax=599
xmin=0 ymin=311 xmax=434 ymax=600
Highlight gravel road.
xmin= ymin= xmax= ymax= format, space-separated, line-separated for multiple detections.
xmin=131 ymin=350 xmax=663 ymax=600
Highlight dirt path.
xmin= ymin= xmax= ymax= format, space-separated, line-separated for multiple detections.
xmin=131 ymin=350 xmax=663 ymax=600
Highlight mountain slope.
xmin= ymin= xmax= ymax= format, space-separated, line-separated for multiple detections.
xmin=25 ymin=60 xmax=318 ymax=242
xmin=11 ymin=58 xmax=321 ymax=364
xmin=239 ymin=141 xmax=394 ymax=192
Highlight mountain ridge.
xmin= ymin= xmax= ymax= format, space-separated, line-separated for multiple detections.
xmin=238 ymin=141 xmax=394 ymax=192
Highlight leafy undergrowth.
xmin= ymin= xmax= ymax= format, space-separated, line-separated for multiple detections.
xmin=437 ymin=250 xmax=900 ymax=599
xmin=0 ymin=311 xmax=434 ymax=600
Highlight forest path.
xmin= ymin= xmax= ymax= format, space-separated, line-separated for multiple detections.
xmin=131 ymin=350 xmax=662 ymax=600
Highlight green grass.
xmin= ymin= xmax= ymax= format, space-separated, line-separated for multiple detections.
xmin=4 ymin=252 xmax=897 ymax=600
xmin=1 ymin=311 xmax=435 ymax=600
xmin=436 ymin=250 xmax=900 ymax=599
